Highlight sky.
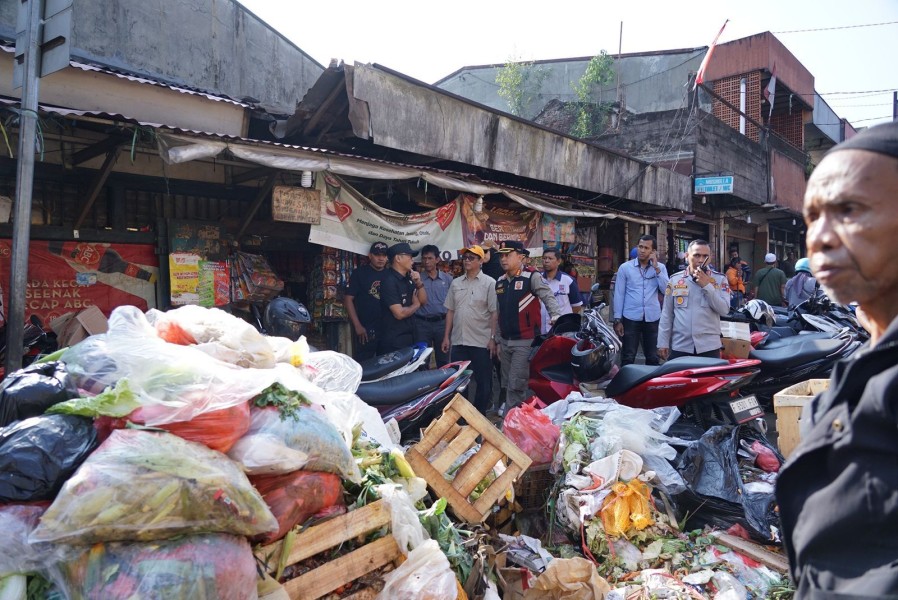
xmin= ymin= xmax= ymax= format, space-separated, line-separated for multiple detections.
xmin=237 ymin=0 xmax=897 ymax=129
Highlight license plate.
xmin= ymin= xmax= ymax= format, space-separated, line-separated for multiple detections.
xmin=729 ymin=395 xmax=763 ymax=423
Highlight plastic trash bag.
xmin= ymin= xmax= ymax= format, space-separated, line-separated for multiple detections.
xmin=95 ymin=401 xmax=251 ymax=453
xmin=50 ymin=533 xmax=257 ymax=600
xmin=378 ymin=484 xmax=429 ymax=555
xmin=0 ymin=574 xmax=26 ymax=600
xmin=502 ymin=399 xmax=560 ymax=466
xmin=600 ymin=479 xmax=654 ymax=538
xmin=248 ymin=470 xmax=345 ymax=545
xmin=591 ymin=405 xmax=678 ymax=461
xmin=55 ymin=306 xmax=321 ymax=427
xmin=376 ymin=540 xmax=457 ymax=600
xmin=674 ymin=424 xmax=784 ymax=542
xmin=303 ymin=350 xmax=362 ymax=393
xmin=0 ymin=361 xmax=79 ymax=427
xmin=228 ymin=406 xmax=360 ymax=482
xmin=0 ymin=503 xmax=68 ymax=577
xmin=0 ymin=414 xmax=98 ymax=503
xmin=30 ymin=429 xmax=277 ymax=544
xmin=147 ymin=305 xmax=276 ymax=368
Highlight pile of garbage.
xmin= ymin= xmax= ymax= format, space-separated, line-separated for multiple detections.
xmin=0 ymin=305 xmax=463 ymax=600
xmin=0 ymin=303 xmax=797 ymax=600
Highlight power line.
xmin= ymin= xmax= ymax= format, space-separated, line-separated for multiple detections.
xmin=773 ymin=20 xmax=898 ymax=34
xmin=829 ymin=102 xmax=892 ymax=108
xmin=820 ymin=88 xmax=897 ymax=95
xmin=816 ymin=115 xmax=894 ymax=125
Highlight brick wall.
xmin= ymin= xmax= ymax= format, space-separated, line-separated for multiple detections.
xmin=769 ymin=109 xmax=804 ymax=151
xmin=712 ymin=72 xmax=762 ymax=143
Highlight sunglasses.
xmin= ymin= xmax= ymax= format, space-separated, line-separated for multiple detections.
xmin=462 ymin=255 xmax=480 ymax=261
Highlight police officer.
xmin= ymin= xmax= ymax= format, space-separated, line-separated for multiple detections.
xmin=657 ymin=239 xmax=730 ymax=360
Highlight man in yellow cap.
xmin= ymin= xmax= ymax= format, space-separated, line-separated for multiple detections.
xmin=442 ymin=245 xmax=497 ymax=414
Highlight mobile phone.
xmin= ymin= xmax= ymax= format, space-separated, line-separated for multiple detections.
xmin=692 ymin=256 xmax=710 ymax=282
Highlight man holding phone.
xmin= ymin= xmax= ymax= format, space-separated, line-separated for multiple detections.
xmin=658 ymin=239 xmax=731 ymax=360
xmin=613 ymin=234 xmax=668 ymax=365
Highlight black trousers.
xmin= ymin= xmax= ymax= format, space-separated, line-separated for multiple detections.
xmin=621 ymin=317 xmax=660 ymax=366
xmin=451 ymin=345 xmax=493 ymax=414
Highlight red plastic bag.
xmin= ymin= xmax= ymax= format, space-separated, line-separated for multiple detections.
xmin=96 ymin=401 xmax=251 ymax=453
xmin=502 ymin=398 xmax=560 ymax=466
xmin=249 ymin=470 xmax=345 ymax=544
xmin=751 ymin=440 xmax=780 ymax=473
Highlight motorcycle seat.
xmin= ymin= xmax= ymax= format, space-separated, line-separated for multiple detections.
xmin=759 ymin=331 xmax=833 ymax=349
xmin=749 ymin=337 xmax=846 ymax=369
xmin=357 ymin=366 xmax=456 ymax=406
xmin=358 ymin=347 xmax=416 ymax=381
xmin=605 ymin=357 xmax=729 ymax=398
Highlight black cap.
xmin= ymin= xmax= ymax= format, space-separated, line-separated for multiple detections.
xmin=387 ymin=242 xmax=419 ymax=259
xmin=369 ymin=241 xmax=388 ymax=255
xmin=496 ymin=240 xmax=530 ymax=256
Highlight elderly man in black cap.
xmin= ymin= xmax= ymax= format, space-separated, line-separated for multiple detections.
xmin=378 ymin=242 xmax=426 ymax=354
xmin=776 ymin=121 xmax=898 ymax=598
xmin=345 ymin=241 xmax=389 ymax=360
xmin=494 ymin=240 xmax=561 ymax=412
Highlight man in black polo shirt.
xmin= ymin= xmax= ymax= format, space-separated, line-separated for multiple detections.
xmin=345 ymin=241 xmax=389 ymax=360
xmin=378 ymin=242 xmax=426 ymax=354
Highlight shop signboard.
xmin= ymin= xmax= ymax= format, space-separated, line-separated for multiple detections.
xmin=272 ymin=186 xmax=321 ymax=224
xmin=459 ymin=194 xmax=543 ymax=255
xmin=0 ymin=240 xmax=158 ymax=327
xmin=694 ymin=175 xmax=734 ymax=195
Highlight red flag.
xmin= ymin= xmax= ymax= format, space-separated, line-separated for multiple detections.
xmin=694 ymin=20 xmax=729 ymax=90
xmin=764 ymin=63 xmax=778 ymax=120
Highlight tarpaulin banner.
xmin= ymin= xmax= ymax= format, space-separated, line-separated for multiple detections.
xmin=0 ymin=240 xmax=159 ymax=327
xmin=542 ymin=213 xmax=576 ymax=244
xmin=309 ymin=173 xmax=465 ymax=257
xmin=459 ymin=194 xmax=543 ymax=255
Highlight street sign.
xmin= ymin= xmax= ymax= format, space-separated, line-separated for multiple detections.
xmin=694 ymin=175 xmax=734 ymax=195
xmin=14 ymin=0 xmax=73 ymax=88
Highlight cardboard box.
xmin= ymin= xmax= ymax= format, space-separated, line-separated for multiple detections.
xmin=53 ymin=306 xmax=108 ymax=347
xmin=774 ymin=379 xmax=830 ymax=458
xmin=720 ymin=321 xmax=751 ymax=359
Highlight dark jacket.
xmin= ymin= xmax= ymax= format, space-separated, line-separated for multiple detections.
xmin=776 ymin=315 xmax=898 ymax=599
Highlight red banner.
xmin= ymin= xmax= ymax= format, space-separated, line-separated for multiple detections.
xmin=0 ymin=240 xmax=159 ymax=328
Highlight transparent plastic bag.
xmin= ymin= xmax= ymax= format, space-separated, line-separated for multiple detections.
xmin=56 ymin=306 xmax=319 ymax=426
xmin=228 ymin=406 xmax=360 ymax=482
xmin=0 ymin=504 xmax=67 ymax=577
xmin=249 ymin=470 xmax=345 ymax=545
xmin=377 ymin=485 xmax=428 ymax=555
xmin=376 ymin=540 xmax=457 ymax=600
xmin=50 ymin=533 xmax=257 ymax=600
xmin=147 ymin=305 xmax=276 ymax=368
xmin=30 ymin=430 xmax=277 ymax=544
xmin=303 ymin=351 xmax=362 ymax=392
xmin=591 ymin=405 xmax=678 ymax=461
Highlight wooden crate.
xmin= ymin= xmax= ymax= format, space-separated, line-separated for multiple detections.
xmin=255 ymin=500 xmax=402 ymax=600
xmin=405 ymin=393 xmax=533 ymax=523
xmin=773 ymin=379 xmax=830 ymax=458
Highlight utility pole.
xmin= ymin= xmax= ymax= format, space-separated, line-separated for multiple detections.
xmin=7 ymin=0 xmax=73 ymax=374
xmin=7 ymin=0 xmax=43 ymax=374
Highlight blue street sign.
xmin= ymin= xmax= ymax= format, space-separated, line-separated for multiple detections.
xmin=694 ymin=175 xmax=734 ymax=195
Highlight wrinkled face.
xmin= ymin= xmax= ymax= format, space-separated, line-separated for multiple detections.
xmin=500 ymin=250 xmax=524 ymax=273
xmin=636 ymin=240 xmax=654 ymax=261
xmin=421 ymin=252 xmax=439 ymax=272
xmin=687 ymin=244 xmax=711 ymax=270
xmin=369 ymin=252 xmax=388 ymax=269
xmin=804 ymin=149 xmax=898 ymax=308
xmin=541 ymin=252 xmax=560 ymax=272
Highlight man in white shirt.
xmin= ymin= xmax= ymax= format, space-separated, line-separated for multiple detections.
xmin=539 ymin=248 xmax=582 ymax=334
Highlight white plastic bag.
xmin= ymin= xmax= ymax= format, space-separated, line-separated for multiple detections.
xmin=303 ymin=351 xmax=362 ymax=392
xmin=147 ymin=305 xmax=276 ymax=368
xmin=376 ymin=540 xmax=457 ymax=600
xmin=377 ymin=485 xmax=428 ymax=555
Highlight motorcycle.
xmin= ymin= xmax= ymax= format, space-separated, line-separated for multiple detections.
xmin=356 ymin=359 xmax=472 ymax=442
xmin=357 ymin=343 xmax=433 ymax=382
xmin=0 ymin=315 xmax=58 ymax=380
xmin=528 ymin=307 xmax=621 ymax=404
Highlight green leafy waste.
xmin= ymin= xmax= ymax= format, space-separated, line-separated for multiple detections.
xmin=252 ymin=382 xmax=310 ymax=421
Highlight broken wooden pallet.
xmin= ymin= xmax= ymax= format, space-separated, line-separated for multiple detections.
xmin=255 ymin=499 xmax=402 ymax=600
xmin=405 ymin=393 xmax=532 ymax=523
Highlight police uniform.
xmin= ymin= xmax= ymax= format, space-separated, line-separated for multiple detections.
xmin=657 ymin=269 xmax=731 ymax=356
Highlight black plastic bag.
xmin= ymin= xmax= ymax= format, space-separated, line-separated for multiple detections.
xmin=0 ymin=361 xmax=79 ymax=427
xmin=0 ymin=414 xmax=99 ymax=502
xmin=674 ymin=424 xmax=783 ymax=542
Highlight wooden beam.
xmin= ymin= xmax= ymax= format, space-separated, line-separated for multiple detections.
xmin=235 ymin=172 xmax=278 ymax=240
xmin=74 ymin=149 xmax=119 ymax=229
xmin=229 ymin=165 xmax=274 ymax=185
xmin=69 ymin=134 xmax=127 ymax=166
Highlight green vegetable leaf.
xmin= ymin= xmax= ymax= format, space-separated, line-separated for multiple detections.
xmin=47 ymin=378 xmax=141 ymax=418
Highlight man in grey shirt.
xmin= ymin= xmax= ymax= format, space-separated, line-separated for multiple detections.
xmin=442 ymin=245 xmax=497 ymax=413
xmin=658 ymin=239 xmax=731 ymax=360
xmin=415 ymin=244 xmax=453 ymax=367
